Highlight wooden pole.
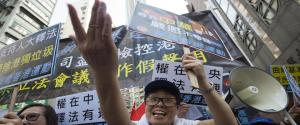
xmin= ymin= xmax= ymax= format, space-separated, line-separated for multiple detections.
xmin=183 ymin=46 xmax=199 ymax=88
xmin=8 ymin=86 xmax=19 ymax=112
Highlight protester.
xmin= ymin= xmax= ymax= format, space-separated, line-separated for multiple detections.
xmin=68 ymin=0 xmax=238 ymax=124
xmin=0 ymin=103 xmax=57 ymax=125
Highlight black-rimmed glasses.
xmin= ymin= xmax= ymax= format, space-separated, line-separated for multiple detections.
xmin=19 ymin=113 xmax=41 ymax=121
xmin=145 ymin=97 xmax=177 ymax=107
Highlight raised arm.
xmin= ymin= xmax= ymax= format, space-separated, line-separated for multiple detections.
xmin=182 ymin=54 xmax=238 ymax=125
xmin=68 ymin=1 xmax=131 ymax=124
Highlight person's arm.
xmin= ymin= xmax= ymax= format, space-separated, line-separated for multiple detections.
xmin=182 ymin=54 xmax=238 ymax=125
xmin=0 ymin=112 xmax=22 ymax=125
xmin=68 ymin=0 xmax=131 ymax=124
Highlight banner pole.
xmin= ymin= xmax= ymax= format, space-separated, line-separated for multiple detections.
xmin=8 ymin=86 xmax=19 ymax=112
xmin=183 ymin=46 xmax=199 ymax=88
xmin=284 ymin=110 xmax=297 ymax=125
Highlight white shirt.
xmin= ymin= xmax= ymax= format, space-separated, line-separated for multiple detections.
xmin=134 ymin=114 xmax=200 ymax=125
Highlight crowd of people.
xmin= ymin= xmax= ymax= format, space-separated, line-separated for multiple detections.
xmin=0 ymin=0 xmax=299 ymax=125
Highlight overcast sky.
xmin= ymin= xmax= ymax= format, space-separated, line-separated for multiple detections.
xmin=49 ymin=0 xmax=188 ymax=26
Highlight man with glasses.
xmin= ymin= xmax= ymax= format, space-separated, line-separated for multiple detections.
xmin=134 ymin=80 xmax=201 ymax=125
xmin=68 ymin=0 xmax=238 ymax=125
xmin=0 ymin=103 xmax=57 ymax=125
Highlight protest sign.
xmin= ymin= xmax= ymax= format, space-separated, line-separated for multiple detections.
xmin=55 ymin=90 xmax=105 ymax=125
xmin=0 ymin=24 xmax=60 ymax=89
xmin=152 ymin=60 xmax=223 ymax=105
xmin=270 ymin=64 xmax=300 ymax=85
xmin=129 ymin=3 xmax=231 ymax=59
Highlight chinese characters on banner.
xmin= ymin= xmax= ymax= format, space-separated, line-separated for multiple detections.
xmin=152 ymin=60 xmax=223 ymax=105
xmin=55 ymin=90 xmax=105 ymax=125
xmin=0 ymin=24 xmax=60 ymax=89
xmin=270 ymin=64 xmax=300 ymax=86
xmin=0 ymin=27 xmax=235 ymax=107
xmin=129 ymin=3 xmax=231 ymax=59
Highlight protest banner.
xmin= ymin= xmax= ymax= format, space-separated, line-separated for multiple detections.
xmin=129 ymin=3 xmax=232 ymax=60
xmin=0 ymin=24 xmax=61 ymax=89
xmin=0 ymin=30 xmax=239 ymax=105
xmin=0 ymin=26 xmax=125 ymax=105
xmin=152 ymin=60 xmax=223 ymax=105
xmin=270 ymin=64 xmax=300 ymax=85
xmin=54 ymin=90 xmax=105 ymax=125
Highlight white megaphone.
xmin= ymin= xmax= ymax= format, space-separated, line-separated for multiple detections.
xmin=227 ymin=67 xmax=297 ymax=125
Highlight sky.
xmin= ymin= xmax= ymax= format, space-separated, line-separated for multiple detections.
xmin=49 ymin=0 xmax=188 ymax=27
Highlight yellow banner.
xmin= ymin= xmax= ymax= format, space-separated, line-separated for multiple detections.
xmin=270 ymin=64 xmax=300 ymax=85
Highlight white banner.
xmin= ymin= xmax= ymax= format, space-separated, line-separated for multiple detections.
xmin=54 ymin=90 xmax=105 ymax=125
xmin=152 ymin=60 xmax=223 ymax=105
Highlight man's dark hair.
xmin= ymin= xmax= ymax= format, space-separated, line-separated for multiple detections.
xmin=17 ymin=103 xmax=58 ymax=125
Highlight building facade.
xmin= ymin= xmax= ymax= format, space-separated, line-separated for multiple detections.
xmin=125 ymin=0 xmax=146 ymax=25
xmin=0 ymin=0 xmax=57 ymax=48
xmin=186 ymin=0 xmax=300 ymax=70
xmin=60 ymin=0 xmax=94 ymax=39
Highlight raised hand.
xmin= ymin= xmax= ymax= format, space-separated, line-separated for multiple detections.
xmin=0 ymin=112 xmax=22 ymax=125
xmin=68 ymin=0 xmax=117 ymax=76
xmin=182 ymin=53 xmax=210 ymax=89
xmin=68 ymin=1 xmax=131 ymax=124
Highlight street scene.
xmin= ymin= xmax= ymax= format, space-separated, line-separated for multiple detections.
xmin=0 ymin=0 xmax=299 ymax=125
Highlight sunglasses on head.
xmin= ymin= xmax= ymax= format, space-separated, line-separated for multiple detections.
xmin=18 ymin=113 xmax=41 ymax=121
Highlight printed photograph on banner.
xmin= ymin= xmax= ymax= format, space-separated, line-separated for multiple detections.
xmin=129 ymin=3 xmax=231 ymax=59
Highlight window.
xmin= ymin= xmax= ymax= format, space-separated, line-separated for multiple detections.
xmin=233 ymin=15 xmax=258 ymax=55
xmin=4 ymin=33 xmax=18 ymax=45
xmin=219 ymin=0 xmax=229 ymax=13
xmin=234 ymin=16 xmax=247 ymax=37
xmin=247 ymin=0 xmax=280 ymax=25
xmin=18 ymin=11 xmax=41 ymax=29
xmin=244 ymin=31 xmax=257 ymax=54
xmin=11 ymin=21 xmax=31 ymax=36
xmin=24 ymin=0 xmax=49 ymax=21
xmin=5 ymin=36 xmax=16 ymax=44
xmin=216 ymin=0 xmax=261 ymax=56
xmin=216 ymin=0 xmax=238 ymax=25
xmin=37 ymin=0 xmax=53 ymax=12
xmin=227 ymin=5 xmax=238 ymax=24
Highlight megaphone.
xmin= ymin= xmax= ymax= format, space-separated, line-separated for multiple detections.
xmin=225 ymin=66 xmax=298 ymax=125
xmin=228 ymin=66 xmax=288 ymax=113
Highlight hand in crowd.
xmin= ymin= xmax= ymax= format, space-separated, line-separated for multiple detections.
xmin=0 ymin=112 xmax=22 ymax=125
xmin=68 ymin=0 xmax=117 ymax=76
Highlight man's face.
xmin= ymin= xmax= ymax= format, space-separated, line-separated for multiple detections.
xmin=145 ymin=90 xmax=178 ymax=125
xmin=19 ymin=106 xmax=47 ymax=125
